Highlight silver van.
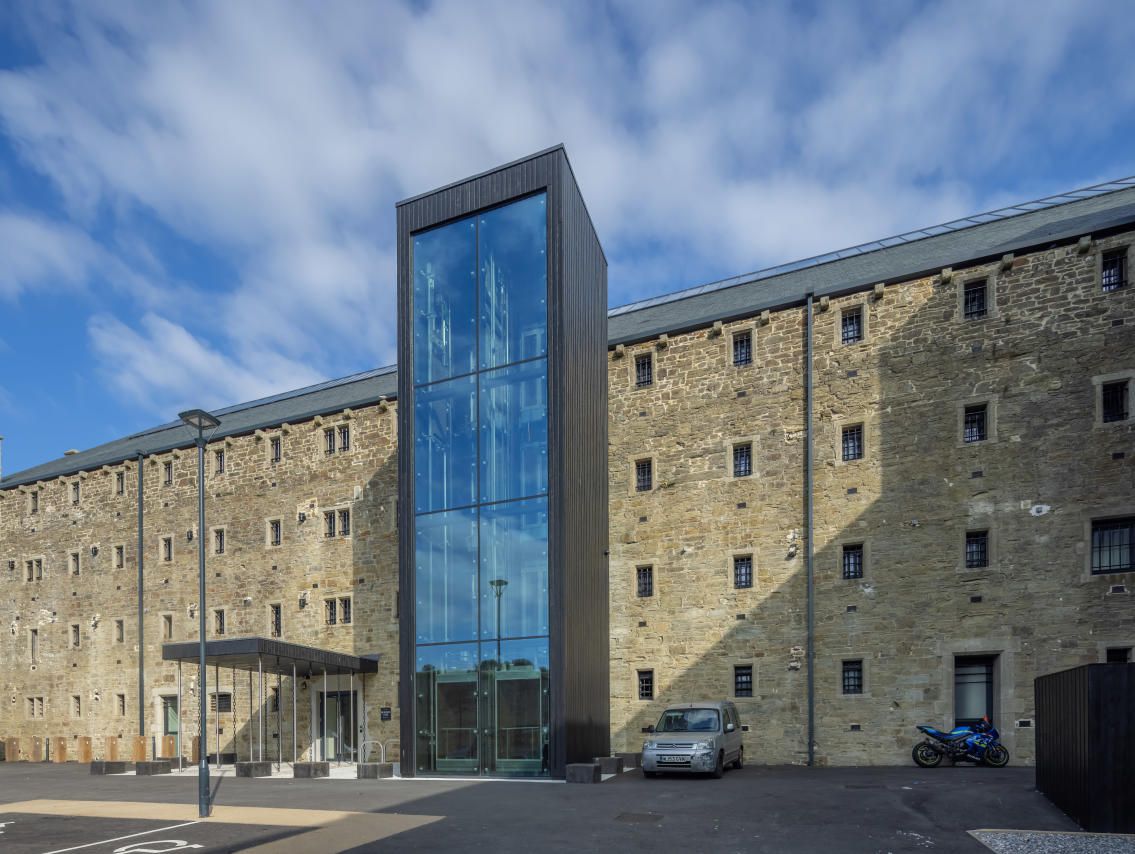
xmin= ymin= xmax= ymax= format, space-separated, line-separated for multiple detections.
xmin=641 ymin=701 xmax=747 ymax=778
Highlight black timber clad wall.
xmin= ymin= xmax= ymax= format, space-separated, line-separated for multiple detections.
xmin=1035 ymin=664 xmax=1135 ymax=832
xmin=555 ymin=157 xmax=609 ymax=767
xmin=396 ymin=146 xmax=607 ymax=777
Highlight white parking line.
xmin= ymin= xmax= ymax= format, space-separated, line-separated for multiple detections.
xmin=39 ymin=820 xmax=201 ymax=854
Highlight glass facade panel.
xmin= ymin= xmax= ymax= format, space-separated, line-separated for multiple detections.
xmin=414 ymin=375 xmax=478 ymax=514
xmin=415 ymin=508 xmax=478 ymax=644
xmin=479 ymin=497 xmax=549 ymax=641
xmin=415 ymin=643 xmax=479 ymax=774
xmin=479 ymin=360 xmax=548 ymax=504
xmin=413 ymin=218 xmax=477 ymax=385
xmin=479 ymin=194 xmax=548 ymax=370
xmin=411 ymin=192 xmax=550 ymax=777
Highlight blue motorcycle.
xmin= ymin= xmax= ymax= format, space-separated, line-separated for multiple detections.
xmin=911 ymin=717 xmax=1009 ymax=768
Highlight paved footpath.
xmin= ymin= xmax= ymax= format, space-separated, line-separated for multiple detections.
xmin=0 ymin=762 xmax=1113 ymax=853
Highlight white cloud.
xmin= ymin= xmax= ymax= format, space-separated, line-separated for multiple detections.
xmin=1 ymin=0 xmax=1133 ymax=411
xmin=88 ymin=312 xmax=324 ymax=418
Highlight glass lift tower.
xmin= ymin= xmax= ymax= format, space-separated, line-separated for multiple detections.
xmin=397 ymin=146 xmax=608 ymax=778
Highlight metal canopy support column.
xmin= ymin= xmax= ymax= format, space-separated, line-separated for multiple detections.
xmin=258 ymin=654 xmax=264 ymax=762
xmin=336 ymin=668 xmax=342 ymax=767
xmin=232 ymin=668 xmax=236 ymax=764
xmin=276 ymin=664 xmax=282 ymax=770
xmin=176 ymin=661 xmax=183 ymax=772
xmin=322 ymin=668 xmax=328 ymax=762
xmin=349 ymin=671 xmax=355 ymax=766
xmin=248 ymin=671 xmax=253 ymax=763
xmin=214 ymin=663 xmax=220 ymax=769
xmin=292 ymin=663 xmax=298 ymax=766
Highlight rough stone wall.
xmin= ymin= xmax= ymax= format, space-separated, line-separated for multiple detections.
xmin=607 ymin=310 xmax=810 ymax=764
xmin=2 ymin=231 xmax=1133 ymax=768
xmin=608 ymin=232 xmax=1134 ymax=766
xmin=0 ymin=402 xmax=401 ymax=762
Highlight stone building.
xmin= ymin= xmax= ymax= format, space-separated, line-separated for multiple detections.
xmin=2 ymin=170 xmax=1133 ymax=769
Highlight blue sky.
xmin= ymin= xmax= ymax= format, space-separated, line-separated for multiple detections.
xmin=1 ymin=0 xmax=1134 ymax=476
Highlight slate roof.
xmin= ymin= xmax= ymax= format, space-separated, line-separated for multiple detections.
xmin=4 ymin=176 xmax=1135 ymax=490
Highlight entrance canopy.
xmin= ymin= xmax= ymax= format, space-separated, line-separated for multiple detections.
xmin=162 ymin=637 xmax=379 ymax=678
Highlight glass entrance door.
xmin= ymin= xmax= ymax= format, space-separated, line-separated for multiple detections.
xmin=318 ymin=690 xmax=356 ymax=762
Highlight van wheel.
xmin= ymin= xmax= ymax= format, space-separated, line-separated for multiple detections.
xmin=712 ymin=751 xmax=724 ymax=779
xmin=733 ymin=748 xmax=744 ymax=770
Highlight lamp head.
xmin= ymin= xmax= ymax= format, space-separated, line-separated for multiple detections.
xmin=179 ymin=409 xmax=220 ymax=431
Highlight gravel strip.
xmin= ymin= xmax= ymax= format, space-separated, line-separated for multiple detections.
xmin=971 ymin=830 xmax=1135 ymax=853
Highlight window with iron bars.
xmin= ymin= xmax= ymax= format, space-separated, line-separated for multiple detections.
xmin=270 ymin=436 xmax=282 ymax=463
xmin=270 ymin=519 xmax=282 ymax=546
xmin=324 ymin=428 xmax=336 ymax=455
xmin=965 ymin=530 xmax=989 ymax=568
xmin=210 ymin=693 xmax=232 ymax=714
xmin=325 ymin=598 xmax=337 ymax=625
xmin=338 ymin=425 xmax=350 ymax=452
xmin=72 ymin=482 xmax=80 ymax=505
xmin=1102 ymin=380 xmax=1129 ymax=423
xmin=842 ymin=660 xmax=863 ymax=695
xmin=163 ymin=462 xmax=173 ymax=486
xmin=339 ymin=596 xmax=352 ymax=625
xmin=733 ymin=443 xmax=752 ymax=477
xmin=841 ymin=424 xmax=864 ymax=461
xmin=116 ymin=472 xmax=125 ymax=495
xmin=637 ymin=669 xmax=654 ymax=700
xmin=842 ymin=543 xmax=864 ymax=579
xmin=963 ymin=279 xmax=988 ymax=320
xmin=733 ymin=555 xmax=753 ymax=589
xmin=270 ymin=603 xmax=282 ymax=638
xmin=1091 ymin=517 xmax=1134 ymax=574
xmin=635 ymin=459 xmax=653 ymax=492
xmin=338 ymin=509 xmax=351 ymax=536
xmin=733 ymin=330 xmax=752 ymax=366
xmin=963 ymin=404 xmax=987 ymax=443
xmin=636 ymin=565 xmax=653 ymax=598
xmin=213 ymin=609 xmax=226 ymax=635
xmin=324 ymin=511 xmax=336 ymax=538
xmin=214 ymin=449 xmax=225 ymax=474
xmin=635 ymin=353 xmax=653 ymax=388
xmin=841 ymin=307 xmax=863 ymax=345
xmin=1106 ymin=647 xmax=1131 ymax=663
xmin=214 ymin=528 xmax=225 ymax=555
xmin=734 ymin=665 xmax=753 ymax=697
xmin=1102 ymin=249 xmax=1127 ymax=292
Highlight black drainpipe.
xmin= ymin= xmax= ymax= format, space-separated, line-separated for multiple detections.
xmin=137 ymin=451 xmax=145 ymax=738
xmin=805 ymin=294 xmax=815 ymax=767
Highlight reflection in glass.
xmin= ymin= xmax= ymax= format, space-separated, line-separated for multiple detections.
xmin=415 ymin=508 xmax=478 ymax=644
xmin=479 ymin=359 xmax=548 ymax=503
xmin=479 ymin=498 xmax=548 ymax=641
xmin=479 ymin=193 xmax=548 ymax=370
xmin=413 ymin=218 xmax=477 ymax=385
xmin=416 ymin=643 xmax=479 ymax=773
xmin=414 ymin=375 xmax=477 ymax=514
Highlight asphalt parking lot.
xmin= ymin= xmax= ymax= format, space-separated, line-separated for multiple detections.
xmin=0 ymin=761 xmax=1092 ymax=853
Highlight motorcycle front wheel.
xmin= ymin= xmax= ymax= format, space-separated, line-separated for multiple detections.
xmin=912 ymin=742 xmax=942 ymax=768
xmin=984 ymin=745 xmax=1010 ymax=767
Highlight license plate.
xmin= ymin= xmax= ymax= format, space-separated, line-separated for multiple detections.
xmin=658 ymin=755 xmax=688 ymax=764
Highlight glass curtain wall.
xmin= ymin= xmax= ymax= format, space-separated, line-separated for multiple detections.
xmin=411 ymin=193 xmax=550 ymax=776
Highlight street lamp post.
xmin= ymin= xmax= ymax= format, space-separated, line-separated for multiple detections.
xmin=179 ymin=408 xmax=220 ymax=819
xmin=489 ymin=578 xmax=509 ymax=665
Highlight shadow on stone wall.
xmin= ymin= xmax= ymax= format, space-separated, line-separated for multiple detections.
xmin=610 ymin=242 xmax=1133 ymax=766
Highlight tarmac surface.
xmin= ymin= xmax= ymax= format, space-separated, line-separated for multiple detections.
xmin=0 ymin=761 xmax=1097 ymax=853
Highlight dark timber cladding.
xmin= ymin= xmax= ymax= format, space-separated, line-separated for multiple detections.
xmin=396 ymin=145 xmax=609 ymax=778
